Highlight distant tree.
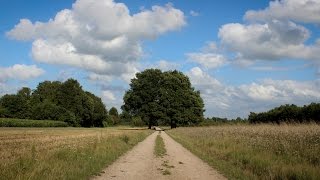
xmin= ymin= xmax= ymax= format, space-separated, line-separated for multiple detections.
xmin=120 ymin=110 xmax=133 ymax=124
xmin=86 ymin=92 xmax=108 ymax=127
xmin=0 ymin=79 xmax=108 ymax=127
xmin=248 ymin=103 xmax=320 ymax=124
xmin=31 ymin=81 xmax=61 ymax=104
xmin=56 ymin=79 xmax=85 ymax=126
xmin=17 ymin=87 xmax=32 ymax=118
xmin=109 ymin=107 xmax=119 ymax=117
xmin=0 ymin=87 xmax=32 ymax=119
xmin=132 ymin=116 xmax=144 ymax=126
xmin=31 ymin=100 xmax=77 ymax=125
xmin=109 ymin=107 xmax=120 ymax=125
xmin=0 ymin=95 xmax=20 ymax=118
xmin=17 ymin=87 xmax=31 ymax=98
xmin=122 ymin=69 xmax=204 ymax=128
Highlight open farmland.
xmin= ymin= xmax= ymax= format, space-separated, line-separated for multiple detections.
xmin=0 ymin=127 xmax=152 ymax=180
xmin=167 ymin=125 xmax=320 ymax=179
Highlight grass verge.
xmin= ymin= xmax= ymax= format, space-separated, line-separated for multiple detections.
xmin=0 ymin=118 xmax=68 ymax=127
xmin=167 ymin=124 xmax=320 ymax=179
xmin=0 ymin=127 xmax=152 ymax=179
xmin=154 ymin=133 xmax=166 ymax=157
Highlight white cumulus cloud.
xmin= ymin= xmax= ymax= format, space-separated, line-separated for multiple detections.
xmin=7 ymin=0 xmax=186 ymax=81
xmin=156 ymin=60 xmax=180 ymax=71
xmin=102 ymin=90 xmax=116 ymax=101
xmin=187 ymin=41 xmax=228 ymax=69
xmin=187 ymin=67 xmax=222 ymax=89
xmin=0 ymin=64 xmax=45 ymax=82
xmin=187 ymin=53 xmax=227 ymax=69
xmin=245 ymin=0 xmax=320 ymax=24
xmin=218 ymin=20 xmax=320 ymax=61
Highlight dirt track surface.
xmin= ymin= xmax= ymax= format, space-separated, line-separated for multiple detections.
xmin=93 ymin=131 xmax=226 ymax=180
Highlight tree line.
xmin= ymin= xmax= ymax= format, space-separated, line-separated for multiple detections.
xmin=2 ymin=68 xmax=317 ymax=127
xmin=248 ymin=103 xmax=320 ymax=124
xmin=0 ymin=79 xmax=109 ymax=127
xmin=0 ymin=69 xmax=206 ymax=128
xmin=201 ymin=116 xmax=248 ymax=126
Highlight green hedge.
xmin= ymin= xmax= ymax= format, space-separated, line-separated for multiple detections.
xmin=0 ymin=118 xmax=68 ymax=127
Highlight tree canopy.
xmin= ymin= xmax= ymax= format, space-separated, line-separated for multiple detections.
xmin=248 ymin=103 xmax=320 ymax=124
xmin=122 ymin=69 xmax=205 ymax=128
xmin=109 ymin=107 xmax=119 ymax=117
xmin=0 ymin=79 xmax=108 ymax=127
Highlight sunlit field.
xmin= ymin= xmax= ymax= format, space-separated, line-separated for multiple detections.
xmin=0 ymin=127 xmax=152 ymax=180
xmin=168 ymin=124 xmax=320 ymax=179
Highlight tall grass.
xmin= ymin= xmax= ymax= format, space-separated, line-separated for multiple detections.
xmin=167 ymin=124 xmax=320 ymax=179
xmin=0 ymin=118 xmax=68 ymax=127
xmin=0 ymin=128 xmax=152 ymax=179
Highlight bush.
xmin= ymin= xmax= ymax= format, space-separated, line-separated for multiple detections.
xmin=0 ymin=118 xmax=68 ymax=127
xmin=31 ymin=101 xmax=78 ymax=126
xmin=58 ymin=111 xmax=77 ymax=126
xmin=132 ymin=116 xmax=144 ymax=127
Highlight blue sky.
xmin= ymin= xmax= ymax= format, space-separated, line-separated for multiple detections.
xmin=1 ymin=0 xmax=320 ymax=118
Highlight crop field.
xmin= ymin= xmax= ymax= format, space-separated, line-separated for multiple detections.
xmin=0 ymin=127 xmax=152 ymax=180
xmin=167 ymin=124 xmax=320 ymax=179
xmin=0 ymin=118 xmax=69 ymax=127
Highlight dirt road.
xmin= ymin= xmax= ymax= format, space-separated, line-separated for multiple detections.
xmin=93 ymin=131 xmax=226 ymax=180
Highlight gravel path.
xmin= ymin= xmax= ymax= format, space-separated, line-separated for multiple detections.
xmin=93 ymin=130 xmax=226 ymax=180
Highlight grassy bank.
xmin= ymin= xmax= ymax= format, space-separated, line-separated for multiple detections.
xmin=154 ymin=133 xmax=166 ymax=157
xmin=0 ymin=118 xmax=68 ymax=127
xmin=167 ymin=125 xmax=320 ymax=179
xmin=0 ymin=127 xmax=152 ymax=179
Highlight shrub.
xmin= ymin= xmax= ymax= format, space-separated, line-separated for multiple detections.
xmin=0 ymin=118 xmax=68 ymax=127
xmin=132 ymin=116 xmax=144 ymax=127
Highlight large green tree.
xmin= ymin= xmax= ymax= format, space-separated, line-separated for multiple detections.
xmin=122 ymin=69 xmax=205 ymax=128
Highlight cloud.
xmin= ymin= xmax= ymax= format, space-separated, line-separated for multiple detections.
xmin=187 ymin=53 xmax=227 ymax=69
xmin=102 ymin=90 xmax=116 ymax=101
xmin=187 ymin=67 xmax=320 ymax=118
xmin=156 ymin=60 xmax=180 ymax=71
xmin=245 ymin=0 xmax=320 ymax=24
xmin=211 ymin=0 xmax=320 ymax=70
xmin=87 ymin=73 xmax=113 ymax=83
xmin=187 ymin=41 xmax=228 ymax=69
xmin=187 ymin=67 xmax=223 ymax=94
xmin=218 ymin=20 xmax=320 ymax=62
xmin=0 ymin=82 xmax=17 ymax=96
xmin=250 ymin=66 xmax=290 ymax=71
xmin=7 ymin=0 xmax=186 ymax=81
xmin=0 ymin=64 xmax=44 ymax=82
xmin=101 ymin=90 xmax=124 ymax=110
xmin=190 ymin=10 xmax=199 ymax=17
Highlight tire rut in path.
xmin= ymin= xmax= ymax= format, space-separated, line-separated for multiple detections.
xmin=93 ymin=131 xmax=226 ymax=180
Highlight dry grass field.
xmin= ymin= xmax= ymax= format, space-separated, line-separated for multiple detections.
xmin=167 ymin=124 xmax=320 ymax=179
xmin=0 ymin=127 xmax=152 ymax=180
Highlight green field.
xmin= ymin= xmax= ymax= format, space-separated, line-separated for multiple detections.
xmin=0 ymin=118 xmax=69 ymax=127
xmin=167 ymin=124 xmax=320 ymax=179
xmin=0 ymin=127 xmax=152 ymax=180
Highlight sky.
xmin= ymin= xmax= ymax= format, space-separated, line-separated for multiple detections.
xmin=1 ymin=0 xmax=320 ymax=118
